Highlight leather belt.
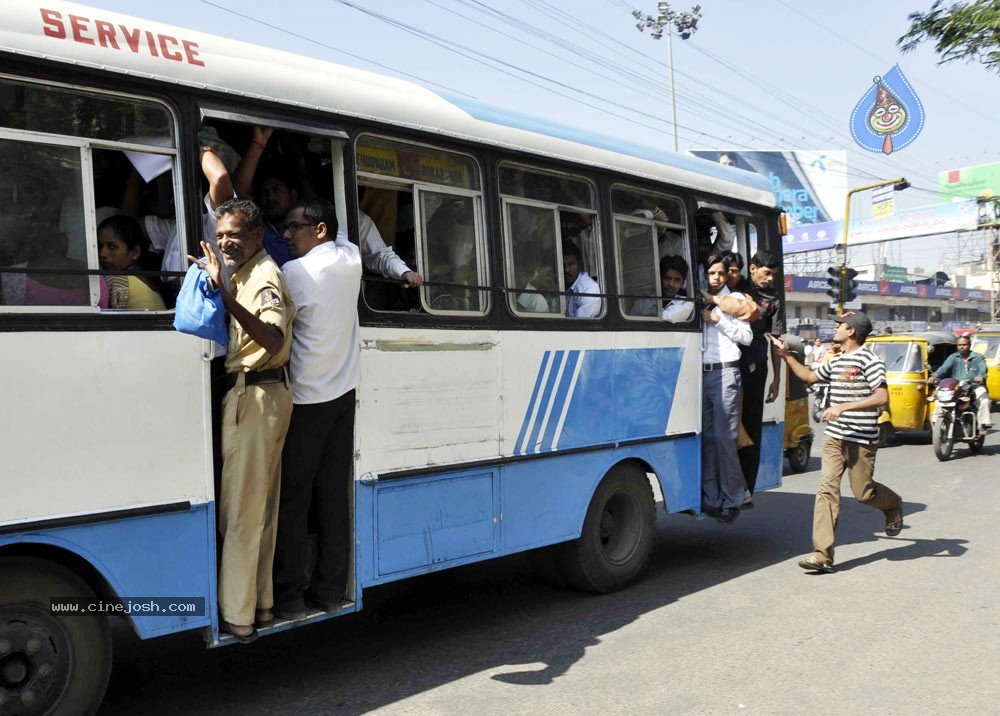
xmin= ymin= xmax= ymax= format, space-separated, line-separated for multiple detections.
xmin=703 ymin=360 xmax=740 ymax=372
xmin=226 ymin=366 xmax=286 ymax=390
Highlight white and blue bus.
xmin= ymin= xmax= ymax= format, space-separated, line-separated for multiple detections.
xmin=0 ymin=3 xmax=786 ymax=714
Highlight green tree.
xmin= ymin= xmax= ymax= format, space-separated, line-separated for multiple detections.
xmin=897 ymin=0 xmax=1000 ymax=74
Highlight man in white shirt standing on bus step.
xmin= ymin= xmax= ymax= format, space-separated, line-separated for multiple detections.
xmin=273 ymin=198 xmax=362 ymax=618
xmin=700 ymin=253 xmax=752 ymax=524
xmin=772 ymin=311 xmax=904 ymax=573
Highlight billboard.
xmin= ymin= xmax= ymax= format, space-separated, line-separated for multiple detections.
xmin=783 ymin=199 xmax=980 ymax=253
xmin=689 ymin=149 xmax=848 ymax=225
xmin=939 ymin=163 xmax=1000 ymax=202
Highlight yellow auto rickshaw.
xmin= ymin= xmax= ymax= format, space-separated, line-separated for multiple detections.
xmin=782 ymin=335 xmax=814 ymax=472
xmin=971 ymin=324 xmax=1000 ymax=408
xmin=867 ymin=331 xmax=958 ymax=445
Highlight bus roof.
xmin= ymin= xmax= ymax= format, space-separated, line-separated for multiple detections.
xmin=0 ymin=1 xmax=775 ymax=208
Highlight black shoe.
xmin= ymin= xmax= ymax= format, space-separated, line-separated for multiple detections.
xmin=273 ymin=601 xmax=311 ymax=621
xmin=715 ymin=507 xmax=741 ymax=525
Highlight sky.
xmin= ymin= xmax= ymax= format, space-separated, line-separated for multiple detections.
xmin=75 ymin=0 xmax=1000 ymax=273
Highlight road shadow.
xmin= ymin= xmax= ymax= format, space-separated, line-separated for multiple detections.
xmin=97 ymin=490 xmax=940 ymax=716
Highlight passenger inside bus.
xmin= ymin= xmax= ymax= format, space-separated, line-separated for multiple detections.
xmin=229 ymin=125 xmax=422 ymax=310
xmin=562 ymin=240 xmax=601 ymax=318
xmin=631 ymin=254 xmax=695 ymax=322
xmin=98 ymin=214 xmax=166 ymax=310
xmin=0 ymin=214 xmax=108 ymax=307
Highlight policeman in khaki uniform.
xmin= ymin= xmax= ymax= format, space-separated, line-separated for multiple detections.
xmin=190 ymin=198 xmax=293 ymax=642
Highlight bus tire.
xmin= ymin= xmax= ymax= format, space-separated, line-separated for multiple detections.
xmin=560 ymin=463 xmax=655 ymax=594
xmin=0 ymin=556 xmax=112 ymax=716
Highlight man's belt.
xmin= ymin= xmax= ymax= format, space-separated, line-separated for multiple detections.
xmin=226 ymin=366 xmax=286 ymax=390
xmin=703 ymin=360 xmax=741 ymax=372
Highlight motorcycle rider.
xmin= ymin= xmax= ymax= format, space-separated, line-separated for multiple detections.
xmin=927 ymin=335 xmax=992 ymax=436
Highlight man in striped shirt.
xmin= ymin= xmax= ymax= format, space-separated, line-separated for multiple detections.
xmin=772 ymin=311 xmax=904 ymax=573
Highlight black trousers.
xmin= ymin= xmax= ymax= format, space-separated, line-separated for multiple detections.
xmin=273 ymin=389 xmax=355 ymax=606
xmin=739 ymin=360 xmax=768 ymax=495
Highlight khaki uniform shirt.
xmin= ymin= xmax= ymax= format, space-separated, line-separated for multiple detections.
xmin=224 ymin=249 xmax=293 ymax=373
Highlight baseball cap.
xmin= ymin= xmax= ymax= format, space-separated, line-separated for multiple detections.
xmin=832 ymin=311 xmax=872 ymax=341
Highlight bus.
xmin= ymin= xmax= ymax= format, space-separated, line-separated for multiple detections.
xmin=0 ymin=3 xmax=786 ymax=714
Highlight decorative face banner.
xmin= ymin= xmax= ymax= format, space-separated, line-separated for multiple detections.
xmin=850 ymin=64 xmax=924 ymax=156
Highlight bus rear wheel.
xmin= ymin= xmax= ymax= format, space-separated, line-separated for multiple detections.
xmin=0 ymin=557 xmax=112 ymax=716
xmin=560 ymin=463 xmax=655 ymax=594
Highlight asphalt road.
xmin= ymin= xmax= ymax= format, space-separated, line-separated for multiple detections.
xmin=98 ymin=426 xmax=1000 ymax=716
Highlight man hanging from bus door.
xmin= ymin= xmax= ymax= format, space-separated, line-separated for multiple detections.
xmin=272 ymin=198 xmax=362 ymax=619
xmin=189 ymin=198 xmax=294 ymax=642
xmin=700 ymin=253 xmax=752 ymax=524
xmin=734 ymin=250 xmax=783 ymax=508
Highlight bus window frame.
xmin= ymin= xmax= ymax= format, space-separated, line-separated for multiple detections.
xmin=501 ymin=195 xmax=566 ymax=319
xmin=610 ymin=183 xmax=692 ymax=324
xmin=498 ymin=161 xmax=603 ymax=321
xmin=412 ymin=182 xmax=490 ymax=317
xmin=0 ymin=75 xmax=182 ymax=316
xmin=353 ymin=132 xmax=488 ymax=317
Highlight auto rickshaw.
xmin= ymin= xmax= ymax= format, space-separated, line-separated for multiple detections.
xmin=867 ymin=331 xmax=958 ymax=445
xmin=782 ymin=335 xmax=814 ymax=472
xmin=971 ymin=324 xmax=1000 ymax=409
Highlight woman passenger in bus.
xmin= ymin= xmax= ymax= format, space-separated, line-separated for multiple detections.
xmin=98 ymin=214 xmax=166 ymax=310
xmin=0 ymin=217 xmax=108 ymax=307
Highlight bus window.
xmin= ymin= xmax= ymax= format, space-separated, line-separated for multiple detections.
xmin=610 ymin=185 xmax=690 ymax=321
xmin=355 ymin=135 xmax=486 ymax=315
xmin=0 ymin=77 xmax=177 ymax=311
xmin=415 ymin=189 xmax=486 ymax=314
xmin=500 ymin=163 xmax=601 ymax=319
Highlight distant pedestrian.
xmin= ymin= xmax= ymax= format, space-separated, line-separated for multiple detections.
xmin=772 ymin=311 xmax=903 ymax=573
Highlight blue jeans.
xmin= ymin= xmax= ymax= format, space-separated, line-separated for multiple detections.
xmin=702 ymin=366 xmax=744 ymax=511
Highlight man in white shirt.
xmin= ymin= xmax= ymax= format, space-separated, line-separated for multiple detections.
xmin=563 ymin=241 xmax=602 ymax=318
xmin=701 ymin=253 xmax=753 ymax=524
xmin=273 ymin=198 xmax=362 ymax=618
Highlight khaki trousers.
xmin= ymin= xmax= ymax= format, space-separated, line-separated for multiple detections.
xmin=218 ymin=377 xmax=293 ymax=626
xmin=813 ymin=436 xmax=902 ymax=565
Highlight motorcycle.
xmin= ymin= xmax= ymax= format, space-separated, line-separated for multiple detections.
xmin=930 ymin=378 xmax=985 ymax=461
xmin=810 ymin=383 xmax=829 ymax=423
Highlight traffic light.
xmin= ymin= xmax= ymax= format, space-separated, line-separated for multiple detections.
xmin=843 ymin=267 xmax=859 ymax=303
xmin=826 ymin=266 xmax=841 ymax=301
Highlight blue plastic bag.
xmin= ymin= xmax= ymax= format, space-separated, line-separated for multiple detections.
xmin=173 ymin=263 xmax=228 ymax=345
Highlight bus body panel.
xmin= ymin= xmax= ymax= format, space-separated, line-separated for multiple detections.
xmin=756 ymin=422 xmax=785 ymax=491
xmin=0 ymin=330 xmax=213 ymax=527
xmin=356 ymin=327 xmax=501 ymax=476
xmin=756 ymin=359 xmax=786 ymax=491
xmin=0 ymin=503 xmax=216 ymax=638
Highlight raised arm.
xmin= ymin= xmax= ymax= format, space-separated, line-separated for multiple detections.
xmin=233 ymin=127 xmax=272 ymax=200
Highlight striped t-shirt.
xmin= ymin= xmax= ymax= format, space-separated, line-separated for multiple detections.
xmin=814 ymin=346 xmax=887 ymax=444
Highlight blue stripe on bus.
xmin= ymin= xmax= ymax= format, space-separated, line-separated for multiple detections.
xmin=524 ymin=350 xmax=567 ymax=454
xmin=516 ymin=347 xmax=684 ymax=454
xmin=539 ymin=349 xmax=582 ymax=452
xmin=514 ymin=349 xmax=552 ymax=455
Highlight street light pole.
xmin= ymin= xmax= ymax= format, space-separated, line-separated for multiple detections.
xmin=633 ymin=3 xmax=702 ymax=153
xmin=839 ymin=176 xmax=910 ymax=315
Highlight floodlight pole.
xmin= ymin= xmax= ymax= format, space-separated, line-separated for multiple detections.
xmin=840 ymin=177 xmax=908 ymax=315
xmin=633 ymin=3 xmax=702 ymax=153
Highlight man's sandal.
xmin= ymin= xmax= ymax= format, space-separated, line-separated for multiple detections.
xmin=884 ymin=507 xmax=904 ymax=537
